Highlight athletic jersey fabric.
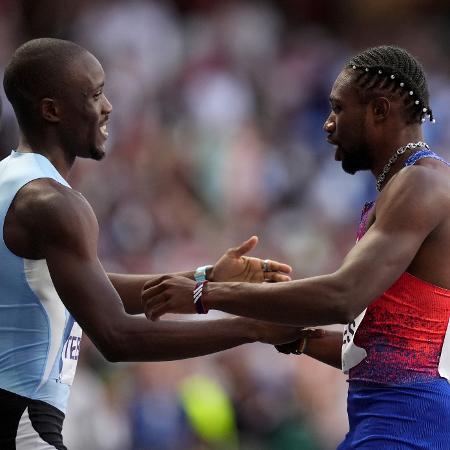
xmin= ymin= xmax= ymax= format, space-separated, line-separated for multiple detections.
xmin=339 ymin=150 xmax=450 ymax=449
xmin=0 ymin=150 xmax=82 ymax=415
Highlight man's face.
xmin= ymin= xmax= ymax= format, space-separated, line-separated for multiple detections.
xmin=59 ymin=51 xmax=112 ymax=161
xmin=324 ymin=69 xmax=372 ymax=175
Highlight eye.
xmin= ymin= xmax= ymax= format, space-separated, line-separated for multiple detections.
xmin=331 ymin=104 xmax=342 ymax=113
xmin=93 ymin=90 xmax=103 ymax=100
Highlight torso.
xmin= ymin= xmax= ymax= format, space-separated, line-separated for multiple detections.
xmin=342 ymin=151 xmax=450 ymax=383
xmin=370 ymin=156 xmax=450 ymax=289
xmin=0 ymin=151 xmax=82 ymax=414
xmin=339 ymin=151 xmax=450 ymax=448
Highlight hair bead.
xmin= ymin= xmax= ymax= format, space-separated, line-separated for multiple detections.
xmin=347 ymin=46 xmax=433 ymax=124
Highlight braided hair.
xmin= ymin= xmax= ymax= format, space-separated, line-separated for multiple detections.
xmin=346 ymin=46 xmax=433 ymax=124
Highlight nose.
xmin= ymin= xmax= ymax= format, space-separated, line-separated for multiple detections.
xmin=103 ymin=95 xmax=113 ymax=115
xmin=323 ymin=114 xmax=335 ymax=133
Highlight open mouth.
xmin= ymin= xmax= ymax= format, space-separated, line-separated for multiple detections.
xmin=99 ymin=123 xmax=109 ymax=139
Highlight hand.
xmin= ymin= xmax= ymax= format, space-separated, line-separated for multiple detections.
xmin=274 ymin=328 xmax=326 ymax=353
xmin=210 ymin=235 xmax=292 ymax=283
xmin=142 ymin=275 xmax=197 ymax=320
xmin=248 ymin=320 xmax=323 ymax=345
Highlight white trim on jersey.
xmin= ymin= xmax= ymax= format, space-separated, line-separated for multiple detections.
xmin=438 ymin=318 xmax=450 ymax=382
xmin=16 ymin=408 xmax=59 ymax=450
xmin=341 ymin=308 xmax=368 ymax=373
xmin=24 ymin=259 xmax=67 ymax=388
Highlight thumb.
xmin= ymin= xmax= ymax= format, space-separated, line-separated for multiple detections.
xmin=231 ymin=235 xmax=259 ymax=257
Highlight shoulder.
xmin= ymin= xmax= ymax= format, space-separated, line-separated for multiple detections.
xmin=377 ymin=161 xmax=450 ymax=225
xmin=13 ymin=178 xmax=98 ymax=244
xmin=385 ymin=160 xmax=450 ymax=200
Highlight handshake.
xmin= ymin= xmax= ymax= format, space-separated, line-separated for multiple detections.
xmin=141 ymin=235 xmax=324 ymax=353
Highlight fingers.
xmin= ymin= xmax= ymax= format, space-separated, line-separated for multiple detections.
xmin=229 ymin=235 xmax=259 ymax=257
xmin=274 ymin=329 xmax=326 ymax=353
xmin=143 ymin=274 xmax=172 ymax=291
xmin=142 ymin=283 xmax=167 ymax=304
xmin=148 ymin=302 xmax=169 ymax=321
xmin=261 ymin=258 xmax=292 ymax=282
xmin=142 ymin=283 xmax=171 ymax=319
xmin=263 ymin=259 xmax=292 ymax=275
xmin=264 ymin=273 xmax=292 ymax=282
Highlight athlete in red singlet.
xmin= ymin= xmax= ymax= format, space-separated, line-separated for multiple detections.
xmin=143 ymin=46 xmax=450 ymax=448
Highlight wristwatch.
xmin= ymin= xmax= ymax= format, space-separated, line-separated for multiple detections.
xmin=194 ymin=265 xmax=213 ymax=282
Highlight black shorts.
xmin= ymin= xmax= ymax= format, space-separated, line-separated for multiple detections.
xmin=0 ymin=387 xmax=67 ymax=450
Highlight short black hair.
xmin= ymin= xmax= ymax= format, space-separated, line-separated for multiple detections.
xmin=3 ymin=38 xmax=87 ymax=132
xmin=346 ymin=45 xmax=432 ymax=124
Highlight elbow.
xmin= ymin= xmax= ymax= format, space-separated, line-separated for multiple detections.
xmin=100 ymin=346 xmax=122 ymax=363
xmin=335 ymin=302 xmax=357 ymax=324
xmin=96 ymin=340 xmax=122 ymax=363
xmin=327 ymin=275 xmax=363 ymax=324
xmin=330 ymin=297 xmax=354 ymax=324
xmin=92 ymin=326 xmax=126 ymax=363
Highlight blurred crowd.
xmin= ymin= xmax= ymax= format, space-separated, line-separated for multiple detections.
xmin=2 ymin=0 xmax=450 ymax=449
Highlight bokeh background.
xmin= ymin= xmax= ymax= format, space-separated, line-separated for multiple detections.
xmin=2 ymin=1 xmax=450 ymax=449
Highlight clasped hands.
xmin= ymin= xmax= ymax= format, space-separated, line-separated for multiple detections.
xmin=141 ymin=235 xmax=291 ymax=320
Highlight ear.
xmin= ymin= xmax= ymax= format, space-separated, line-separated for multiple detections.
xmin=370 ymin=97 xmax=390 ymax=123
xmin=39 ymin=98 xmax=61 ymax=123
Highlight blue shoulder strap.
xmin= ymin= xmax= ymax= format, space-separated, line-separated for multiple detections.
xmin=404 ymin=149 xmax=450 ymax=167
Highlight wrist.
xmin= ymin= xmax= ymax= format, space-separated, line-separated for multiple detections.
xmin=194 ymin=265 xmax=213 ymax=282
xmin=201 ymin=280 xmax=214 ymax=312
xmin=193 ymin=280 xmax=209 ymax=314
xmin=205 ymin=265 xmax=214 ymax=281
xmin=201 ymin=281 xmax=237 ymax=314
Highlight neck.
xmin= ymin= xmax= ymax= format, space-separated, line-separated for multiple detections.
xmin=17 ymin=132 xmax=75 ymax=180
xmin=372 ymin=126 xmax=424 ymax=187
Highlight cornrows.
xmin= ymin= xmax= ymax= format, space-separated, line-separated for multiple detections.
xmin=346 ymin=46 xmax=434 ymax=124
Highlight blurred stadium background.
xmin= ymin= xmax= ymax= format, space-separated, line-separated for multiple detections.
xmin=1 ymin=1 xmax=450 ymax=449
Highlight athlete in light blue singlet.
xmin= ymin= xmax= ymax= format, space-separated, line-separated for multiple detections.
xmin=0 ymin=151 xmax=82 ymax=448
xmin=0 ymin=38 xmax=298 ymax=450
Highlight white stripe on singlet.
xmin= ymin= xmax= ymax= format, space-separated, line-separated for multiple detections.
xmin=16 ymin=408 xmax=58 ymax=450
xmin=23 ymin=259 xmax=67 ymax=388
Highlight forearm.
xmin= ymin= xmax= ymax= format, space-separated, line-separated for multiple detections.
xmin=204 ymin=275 xmax=350 ymax=327
xmin=96 ymin=316 xmax=255 ymax=362
xmin=109 ymin=272 xmax=194 ymax=314
xmin=303 ymin=330 xmax=343 ymax=370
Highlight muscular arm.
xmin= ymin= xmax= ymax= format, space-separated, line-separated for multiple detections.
xmin=145 ymin=165 xmax=445 ymax=326
xmin=15 ymin=180 xmax=299 ymax=362
xmin=203 ymin=167 xmax=442 ymax=325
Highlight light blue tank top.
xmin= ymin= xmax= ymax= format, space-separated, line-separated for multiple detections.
xmin=0 ymin=150 xmax=82 ymax=413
